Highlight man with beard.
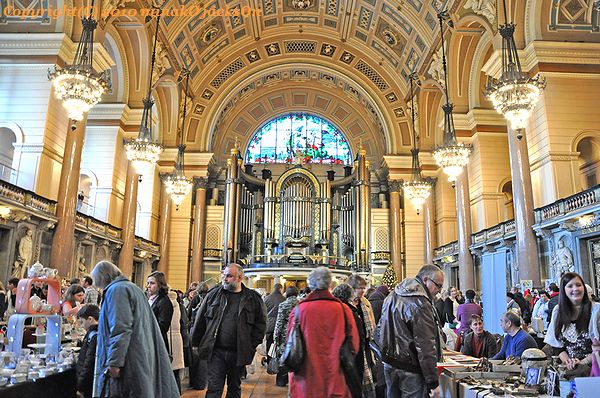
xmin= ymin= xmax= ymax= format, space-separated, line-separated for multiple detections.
xmin=191 ymin=263 xmax=266 ymax=398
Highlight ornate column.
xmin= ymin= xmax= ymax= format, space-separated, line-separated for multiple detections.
xmin=388 ymin=180 xmax=403 ymax=280
xmin=190 ymin=178 xmax=207 ymax=282
xmin=223 ymin=146 xmax=241 ymax=264
xmin=156 ymin=179 xmax=171 ymax=275
xmin=455 ymin=167 xmax=475 ymax=290
xmin=354 ymin=146 xmax=371 ymax=271
xmin=118 ymin=163 xmax=139 ymax=277
xmin=508 ymin=128 xmax=541 ymax=285
xmin=424 ymin=179 xmax=437 ymax=264
xmin=50 ymin=118 xmax=87 ymax=277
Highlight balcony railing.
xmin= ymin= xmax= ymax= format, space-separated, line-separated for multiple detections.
xmin=471 ymin=219 xmax=516 ymax=248
xmin=203 ymin=248 xmax=223 ymax=259
xmin=535 ymin=184 xmax=600 ymax=223
xmin=0 ymin=179 xmax=56 ymax=215
xmin=75 ymin=211 xmax=122 ymax=240
xmin=433 ymin=241 xmax=458 ymax=261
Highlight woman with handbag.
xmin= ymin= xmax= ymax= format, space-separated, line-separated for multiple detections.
xmin=272 ymin=286 xmax=300 ymax=386
xmin=333 ymin=283 xmax=374 ymax=398
xmin=285 ymin=267 xmax=359 ymax=398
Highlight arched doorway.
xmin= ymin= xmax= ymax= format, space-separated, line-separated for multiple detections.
xmin=0 ymin=127 xmax=17 ymax=183
xmin=577 ymin=136 xmax=600 ymax=190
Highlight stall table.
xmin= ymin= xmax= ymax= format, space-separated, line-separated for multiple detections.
xmin=0 ymin=368 xmax=76 ymax=398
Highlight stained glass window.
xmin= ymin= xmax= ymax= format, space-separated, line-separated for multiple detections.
xmin=244 ymin=114 xmax=352 ymax=164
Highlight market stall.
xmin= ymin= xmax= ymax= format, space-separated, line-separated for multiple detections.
xmin=437 ymin=349 xmax=600 ymax=397
xmin=0 ymin=263 xmax=81 ymax=397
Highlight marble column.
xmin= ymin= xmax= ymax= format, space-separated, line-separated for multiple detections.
xmin=508 ymin=128 xmax=541 ymax=285
xmin=156 ymin=179 xmax=171 ymax=275
xmin=190 ymin=178 xmax=207 ymax=283
xmin=118 ymin=163 xmax=139 ymax=278
xmin=50 ymin=119 xmax=86 ymax=277
xmin=388 ymin=181 xmax=403 ymax=280
xmin=424 ymin=179 xmax=437 ymax=264
xmin=455 ymin=168 xmax=475 ymax=290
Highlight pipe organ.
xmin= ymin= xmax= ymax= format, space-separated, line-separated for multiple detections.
xmin=222 ymin=145 xmax=372 ymax=273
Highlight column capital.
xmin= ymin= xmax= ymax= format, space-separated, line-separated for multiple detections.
xmin=389 ymin=180 xmax=402 ymax=193
xmin=194 ymin=177 xmax=208 ymax=189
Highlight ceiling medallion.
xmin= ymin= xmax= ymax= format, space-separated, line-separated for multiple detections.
xmin=291 ymin=0 xmax=312 ymax=9
xmin=382 ymin=28 xmax=398 ymax=46
xmin=202 ymin=25 xmax=221 ymax=43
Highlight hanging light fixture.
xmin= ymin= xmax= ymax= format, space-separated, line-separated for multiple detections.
xmin=403 ymin=73 xmax=432 ymax=215
xmin=163 ymin=69 xmax=193 ymax=210
xmin=48 ymin=0 xmax=108 ymax=124
xmin=484 ymin=0 xmax=545 ymax=138
xmin=432 ymin=10 xmax=471 ymax=183
xmin=124 ymin=10 xmax=164 ymax=177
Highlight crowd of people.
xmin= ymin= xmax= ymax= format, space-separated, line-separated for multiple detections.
xmin=2 ymin=261 xmax=600 ymax=397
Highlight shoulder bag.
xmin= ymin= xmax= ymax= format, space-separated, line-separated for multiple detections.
xmin=279 ymin=305 xmax=305 ymax=372
xmin=339 ymin=303 xmax=362 ymax=398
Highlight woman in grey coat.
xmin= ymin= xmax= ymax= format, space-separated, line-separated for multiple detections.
xmin=91 ymin=261 xmax=179 ymax=398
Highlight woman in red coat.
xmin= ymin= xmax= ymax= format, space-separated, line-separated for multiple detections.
xmin=287 ymin=267 xmax=360 ymax=398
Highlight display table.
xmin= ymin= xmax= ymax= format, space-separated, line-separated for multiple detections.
xmin=0 ymin=368 xmax=76 ymax=398
xmin=440 ymin=373 xmax=552 ymax=398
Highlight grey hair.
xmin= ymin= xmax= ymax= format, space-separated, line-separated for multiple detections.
xmin=196 ymin=281 xmax=209 ymax=294
xmin=225 ymin=263 xmax=244 ymax=277
xmin=346 ymin=274 xmax=366 ymax=289
xmin=416 ymin=264 xmax=443 ymax=281
xmin=91 ymin=261 xmax=122 ymax=289
xmin=503 ymin=310 xmax=521 ymax=327
xmin=307 ymin=266 xmax=332 ymax=291
xmin=332 ymin=283 xmax=355 ymax=304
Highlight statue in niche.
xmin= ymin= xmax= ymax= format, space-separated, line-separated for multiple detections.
xmin=551 ymin=239 xmax=575 ymax=281
xmin=77 ymin=254 xmax=88 ymax=276
xmin=12 ymin=228 xmax=33 ymax=278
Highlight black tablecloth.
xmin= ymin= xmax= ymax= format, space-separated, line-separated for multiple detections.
xmin=0 ymin=368 xmax=76 ymax=398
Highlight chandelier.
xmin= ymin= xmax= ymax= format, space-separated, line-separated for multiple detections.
xmin=163 ymin=69 xmax=193 ymax=210
xmin=432 ymin=11 xmax=471 ymax=182
xmin=484 ymin=0 xmax=545 ymax=137
xmin=124 ymin=11 xmax=164 ymax=177
xmin=403 ymin=73 xmax=432 ymax=215
xmin=48 ymin=0 xmax=108 ymax=124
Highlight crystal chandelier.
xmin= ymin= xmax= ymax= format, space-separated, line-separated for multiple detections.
xmin=403 ymin=73 xmax=432 ymax=215
xmin=124 ymin=11 xmax=164 ymax=177
xmin=163 ymin=69 xmax=193 ymax=210
xmin=48 ymin=0 xmax=108 ymax=124
xmin=432 ymin=11 xmax=471 ymax=182
xmin=484 ymin=0 xmax=545 ymax=137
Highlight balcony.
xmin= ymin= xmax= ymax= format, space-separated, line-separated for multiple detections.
xmin=0 ymin=179 xmax=56 ymax=217
xmin=535 ymin=184 xmax=600 ymax=225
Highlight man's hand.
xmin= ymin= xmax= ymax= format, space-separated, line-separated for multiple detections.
xmin=592 ymin=337 xmax=600 ymax=353
xmin=429 ymin=386 xmax=440 ymax=398
xmin=109 ymin=366 xmax=121 ymax=378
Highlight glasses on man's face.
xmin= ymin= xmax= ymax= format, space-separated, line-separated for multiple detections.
xmin=429 ymin=279 xmax=443 ymax=290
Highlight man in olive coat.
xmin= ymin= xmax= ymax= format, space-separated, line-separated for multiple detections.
xmin=91 ymin=261 xmax=179 ymax=398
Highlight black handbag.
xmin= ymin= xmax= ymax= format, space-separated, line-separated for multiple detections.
xmin=279 ymin=305 xmax=305 ymax=372
xmin=339 ymin=303 xmax=362 ymax=398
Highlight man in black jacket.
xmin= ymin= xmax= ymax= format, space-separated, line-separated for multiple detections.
xmin=460 ymin=314 xmax=499 ymax=358
xmin=376 ymin=264 xmax=444 ymax=398
xmin=191 ymin=263 xmax=267 ymax=398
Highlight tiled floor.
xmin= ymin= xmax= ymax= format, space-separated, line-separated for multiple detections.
xmin=181 ymin=358 xmax=288 ymax=398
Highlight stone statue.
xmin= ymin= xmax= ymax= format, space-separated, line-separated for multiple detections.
xmin=463 ymin=0 xmax=496 ymax=25
xmin=12 ymin=228 xmax=33 ymax=278
xmin=551 ymin=239 xmax=575 ymax=281
xmin=78 ymin=254 xmax=88 ymax=276
xmin=427 ymin=47 xmax=446 ymax=89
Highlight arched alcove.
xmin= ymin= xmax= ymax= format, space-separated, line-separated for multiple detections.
xmin=0 ymin=127 xmax=17 ymax=182
xmin=500 ymin=180 xmax=514 ymax=221
xmin=577 ymin=136 xmax=600 ymax=189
